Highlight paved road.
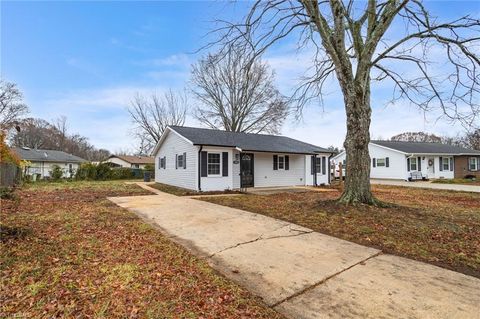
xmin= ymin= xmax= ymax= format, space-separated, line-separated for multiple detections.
xmin=371 ymin=179 xmax=480 ymax=192
xmin=109 ymin=183 xmax=480 ymax=319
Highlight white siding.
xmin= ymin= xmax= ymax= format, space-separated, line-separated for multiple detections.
xmin=26 ymin=161 xmax=81 ymax=178
xmin=232 ymin=150 xmax=241 ymax=189
xmin=305 ymin=154 xmax=331 ymax=185
xmin=369 ymin=144 xmax=407 ymax=180
xmin=200 ymin=147 xmax=234 ymax=191
xmin=154 ymin=130 xmax=198 ymax=190
xmin=105 ymin=157 xmax=131 ymax=168
xmin=334 ymin=144 xmax=457 ymax=180
xmin=253 ymin=152 xmax=306 ymax=187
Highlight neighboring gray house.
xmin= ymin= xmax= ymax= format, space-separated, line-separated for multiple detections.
xmin=333 ymin=141 xmax=480 ymax=181
xmin=14 ymin=147 xmax=86 ymax=178
xmin=152 ymin=126 xmax=333 ymax=191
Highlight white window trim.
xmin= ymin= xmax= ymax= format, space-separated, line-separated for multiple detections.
xmin=442 ymin=157 xmax=450 ymax=171
xmin=278 ymin=155 xmax=285 ymax=170
xmin=207 ymin=152 xmax=222 ymax=177
xmin=409 ymin=157 xmax=418 ymax=171
xmin=376 ymin=158 xmax=386 ymax=167
xmin=177 ymin=154 xmax=184 ymax=169
xmin=469 ymin=157 xmax=478 ymax=171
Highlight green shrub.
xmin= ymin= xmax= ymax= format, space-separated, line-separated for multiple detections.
xmin=144 ymin=163 xmax=155 ymax=171
xmin=0 ymin=187 xmax=16 ymax=200
xmin=75 ymin=163 xmax=97 ymax=180
xmin=50 ymin=165 xmax=64 ymax=181
xmin=111 ymin=167 xmax=134 ymax=179
xmin=95 ymin=163 xmax=112 ymax=180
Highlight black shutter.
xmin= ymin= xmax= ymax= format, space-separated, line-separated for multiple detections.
xmin=222 ymin=152 xmax=228 ymax=176
xmin=450 ymin=157 xmax=453 ymax=171
xmin=418 ymin=157 xmax=421 ymax=171
xmin=175 ymin=154 xmax=178 ymax=169
xmin=322 ymin=157 xmax=326 ymax=175
xmin=273 ymin=155 xmax=278 ymax=170
xmin=439 ymin=157 xmax=443 ymax=171
xmin=183 ymin=152 xmax=187 ymax=169
xmin=407 ymin=158 xmax=410 ymax=171
xmin=311 ymin=156 xmax=315 ymax=175
xmin=373 ymin=158 xmax=376 ymax=167
xmin=285 ymin=156 xmax=289 ymax=170
xmin=201 ymin=151 xmax=207 ymax=177
xmin=386 ymin=157 xmax=390 ymax=167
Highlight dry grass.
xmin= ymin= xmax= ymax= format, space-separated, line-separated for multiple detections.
xmin=201 ymin=185 xmax=480 ymax=278
xmin=150 ymin=182 xmax=241 ymax=196
xmin=0 ymin=181 xmax=283 ymax=318
xmin=432 ymin=178 xmax=480 ymax=186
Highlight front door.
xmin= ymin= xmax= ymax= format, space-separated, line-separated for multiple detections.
xmin=427 ymin=157 xmax=435 ymax=177
xmin=240 ymin=153 xmax=254 ymax=188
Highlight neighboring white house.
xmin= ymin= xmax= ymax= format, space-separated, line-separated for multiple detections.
xmin=333 ymin=141 xmax=480 ymax=181
xmin=152 ymin=126 xmax=334 ymax=191
xmin=105 ymin=155 xmax=154 ymax=169
xmin=14 ymin=147 xmax=86 ymax=178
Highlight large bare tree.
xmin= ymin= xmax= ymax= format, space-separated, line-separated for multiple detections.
xmin=128 ymin=90 xmax=187 ymax=154
xmin=0 ymin=80 xmax=28 ymax=129
xmin=191 ymin=45 xmax=288 ymax=134
xmin=212 ymin=0 xmax=480 ymax=205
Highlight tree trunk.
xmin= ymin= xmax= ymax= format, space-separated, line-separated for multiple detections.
xmin=338 ymin=82 xmax=379 ymax=205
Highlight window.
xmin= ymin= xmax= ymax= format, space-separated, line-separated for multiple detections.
xmin=315 ymin=157 xmax=322 ymax=173
xmin=177 ymin=154 xmax=184 ymax=169
xmin=278 ymin=156 xmax=285 ymax=169
xmin=376 ymin=158 xmax=386 ymax=167
xmin=469 ymin=157 xmax=478 ymax=171
xmin=207 ymin=153 xmax=221 ymax=175
xmin=409 ymin=157 xmax=417 ymax=171
xmin=442 ymin=157 xmax=450 ymax=171
xmin=159 ymin=157 xmax=166 ymax=169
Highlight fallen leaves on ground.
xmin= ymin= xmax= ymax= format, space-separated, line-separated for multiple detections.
xmin=202 ymin=185 xmax=480 ymax=278
xmin=0 ymin=180 xmax=283 ymax=319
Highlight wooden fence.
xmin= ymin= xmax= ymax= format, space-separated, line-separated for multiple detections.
xmin=0 ymin=163 xmax=21 ymax=187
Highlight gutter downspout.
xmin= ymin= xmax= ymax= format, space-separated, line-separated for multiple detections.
xmin=198 ymin=145 xmax=203 ymax=191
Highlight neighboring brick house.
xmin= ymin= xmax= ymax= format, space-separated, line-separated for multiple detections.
xmin=454 ymin=155 xmax=480 ymax=179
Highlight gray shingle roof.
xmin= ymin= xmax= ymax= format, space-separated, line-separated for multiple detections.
xmin=372 ymin=140 xmax=480 ymax=155
xmin=14 ymin=147 xmax=87 ymax=163
xmin=170 ymin=126 xmax=330 ymax=154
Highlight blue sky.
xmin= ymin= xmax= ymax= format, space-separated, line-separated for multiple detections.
xmin=2 ymin=1 xmax=479 ymax=152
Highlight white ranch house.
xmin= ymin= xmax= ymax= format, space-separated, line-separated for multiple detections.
xmin=152 ymin=126 xmax=333 ymax=191
xmin=14 ymin=147 xmax=86 ymax=179
xmin=333 ymin=141 xmax=480 ymax=181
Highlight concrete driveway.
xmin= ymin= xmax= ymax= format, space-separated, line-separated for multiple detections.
xmin=109 ymin=184 xmax=480 ymax=319
xmin=371 ymin=179 xmax=480 ymax=193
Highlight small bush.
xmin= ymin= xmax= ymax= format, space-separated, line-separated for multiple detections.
xmin=95 ymin=163 xmax=112 ymax=180
xmin=144 ymin=163 xmax=154 ymax=171
xmin=50 ymin=165 xmax=64 ymax=181
xmin=75 ymin=163 xmax=98 ymax=180
xmin=111 ymin=167 xmax=134 ymax=179
xmin=0 ymin=187 xmax=16 ymax=200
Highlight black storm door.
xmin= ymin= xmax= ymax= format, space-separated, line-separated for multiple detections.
xmin=240 ymin=153 xmax=254 ymax=188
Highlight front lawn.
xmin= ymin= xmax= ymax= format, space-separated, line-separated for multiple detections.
xmin=432 ymin=178 xmax=480 ymax=186
xmin=0 ymin=181 xmax=282 ymax=318
xmin=150 ymin=182 xmax=241 ymax=196
xmin=200 ymin=185 xmax=480 ymax=278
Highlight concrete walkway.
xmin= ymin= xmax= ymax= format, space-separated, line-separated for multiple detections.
xmin=109 ymin=183 xmax=480 ymax=319
xmin=371 ymin=179 xmax=480 ymax=193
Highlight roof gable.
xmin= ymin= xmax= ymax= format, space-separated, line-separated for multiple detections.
xmin=109 ymin=155 xmax=154 ymax=164
xmin=159 ymin=126 xmax=330 ymax=155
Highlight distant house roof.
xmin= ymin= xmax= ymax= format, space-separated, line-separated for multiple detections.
xmin=163 ymin=126 xmax=330 ymax=155
xmin=109 ymin=155 xmax=155 ymax=165
xmin=372 ymin=140 xmax=480 ymax=155
xmin=14 ymin=147 xmax=87 ymax=163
